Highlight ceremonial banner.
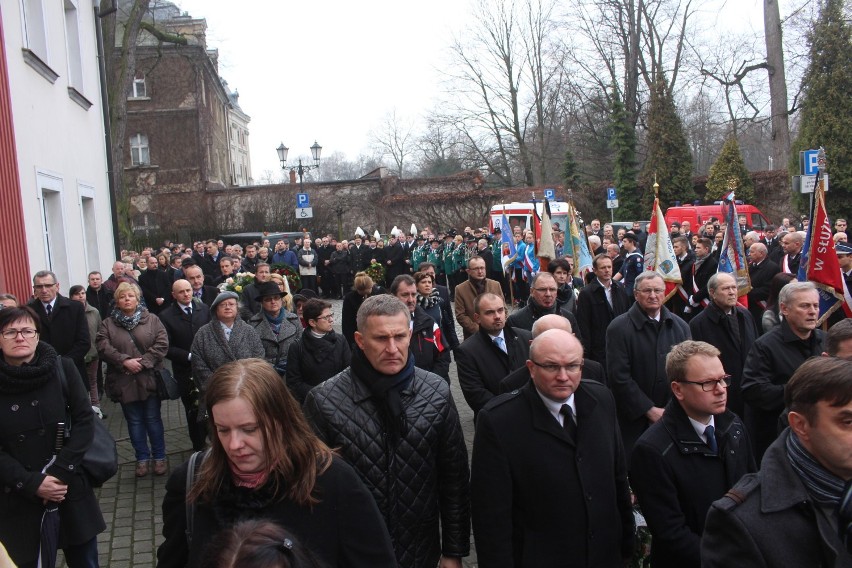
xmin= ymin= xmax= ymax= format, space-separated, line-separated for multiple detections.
xmin=538 ymin=199 xmax=556 ymax=261
xmin=565 ymin=200 xmax=593 ymax=277
xmin=717 ymin=192 xmax=752 ymax=302
xmin=643 ymin=196 xmax=682 ymax=302
xmin=798 ymin=179 xmax=845 ymax=325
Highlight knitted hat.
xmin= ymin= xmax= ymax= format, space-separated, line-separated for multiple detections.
xmin=210 ymin=291 xmax=239 ymax=312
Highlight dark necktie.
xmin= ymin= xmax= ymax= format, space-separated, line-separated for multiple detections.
xmin=704 ymin=425 xmax=718 ymax=453
xmin=194 ymin=290 xmax=202 ymax=298
xmin=45 ymin=304 xmax=52 ymax=317
xmin=560 ymin=404 xmax=577 ymax=443
xmin=184 ymin=306 xmax=192 ymax=316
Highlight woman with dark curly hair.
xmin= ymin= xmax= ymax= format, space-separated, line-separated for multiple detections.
xmin=157 ymin=358 xmax=394 ymax=568
xmin=414 ymin=271 xmax=443 ymax=327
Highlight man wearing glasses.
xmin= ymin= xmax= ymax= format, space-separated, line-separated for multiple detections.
xmin=606 ymin=271 xmax=691 ymax=459
xmin=471 ymin=329 xmax=635 ymax=566
xmin=27 ymin=270 xmax=90 ymax=388
xmin=630 ymin=341 xmax=756 ymax=568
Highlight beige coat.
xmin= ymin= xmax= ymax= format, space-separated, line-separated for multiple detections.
xmin=96 ymin=310 xmax=168 ymax=403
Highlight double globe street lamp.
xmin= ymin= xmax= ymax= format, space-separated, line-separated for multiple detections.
xmin=276 ymin=141 xmax=322 ymax=190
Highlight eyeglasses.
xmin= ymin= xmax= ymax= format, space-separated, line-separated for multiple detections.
xmin=531 ymin=360 xmax=583 ymax=374
xmin=315 ymin=314 xmax=334 ymax=322
xmin=678 ymin=375 xmax=732 ymax=392
xmin=1 ymin=328 xmax=38 ymax=340
xmin=33 ymin=283 xmax=56 ymax=289
xmin=636 ymin=288 xmax=665 ymax=295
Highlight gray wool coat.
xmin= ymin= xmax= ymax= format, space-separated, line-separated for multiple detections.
xmin=190 ymin=317 xmax=264 ymax=397
xmin=247 ymin=309 xmax=302 ymax=371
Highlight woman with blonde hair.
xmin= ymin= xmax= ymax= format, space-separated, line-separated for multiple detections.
xmin=96 ymin=282 xmax=169 ymax=477
xmin=341 ymin=272 xmax=385 ymax=346
xmin=157 ymin=359 xmax=394 ymax=568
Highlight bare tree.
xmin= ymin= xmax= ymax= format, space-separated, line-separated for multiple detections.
xmin=370 ymin=109 xmax=415 ymax=177
xmin=763 ymin=0 xmax=791 ymax=166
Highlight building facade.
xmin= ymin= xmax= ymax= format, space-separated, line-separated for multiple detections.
xmin=121 ymin=4 xmax=251 ymax=239
xmin=0 ymin=0 xmax=116 ymax=300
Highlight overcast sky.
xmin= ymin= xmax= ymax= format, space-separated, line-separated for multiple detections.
xmin=173 ymin=0 xmax=770 ymax=182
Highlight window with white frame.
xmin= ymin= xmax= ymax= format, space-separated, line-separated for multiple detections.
xmin=130 ymin=133 xmax=150 ymax=166
xmin=63 ymin=0 xmax=83 ymax=91
xmin=131 ymin=73 xmax=147 ymax=98
xmin=22 ymin=0 xmax=48 ymax=61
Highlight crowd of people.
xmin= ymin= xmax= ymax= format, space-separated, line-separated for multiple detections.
xmin=0 ymin=211 xmax=851 ymax=568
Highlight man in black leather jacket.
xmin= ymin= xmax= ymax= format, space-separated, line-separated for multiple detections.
xmin=304 ymin=295 xmax=470 ymax=568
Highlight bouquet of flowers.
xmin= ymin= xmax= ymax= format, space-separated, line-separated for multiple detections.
xmin=365 ymin=262 xmax=386 ymax=285
xmin=218 ymin=272 xmax=255 ymax=294
xmin=270 ymin=263 xmax=302 ymax=293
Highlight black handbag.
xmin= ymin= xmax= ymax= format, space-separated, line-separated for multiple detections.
xmin=155 ymin=367 xmax=181 ymax=400
xmin=56 ymin=360 xmax=118 ymax=487
xmin=125 ymin=328 xmax=179 ymax=400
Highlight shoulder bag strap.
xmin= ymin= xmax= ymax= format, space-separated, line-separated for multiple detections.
xmin=184 ymin=449 xmax=206 ymax=546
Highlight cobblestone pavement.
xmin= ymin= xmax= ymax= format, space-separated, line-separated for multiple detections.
xmin=60 ymin=298 xmax=481 ymax=567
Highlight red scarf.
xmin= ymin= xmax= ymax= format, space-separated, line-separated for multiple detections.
xmin=228 ymin=460 xmax=270 ymax=489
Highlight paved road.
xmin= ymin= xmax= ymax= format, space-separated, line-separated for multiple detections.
xmin=61 ymin=298 xmax=481 ymax=567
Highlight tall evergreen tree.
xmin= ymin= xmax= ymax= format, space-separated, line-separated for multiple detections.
xmin=791 ymin=0 xmax=852 ymax=218
xmin=706 ymin=137 xmax=756 ymax=203
xmin=561 ymin=148 xmax=581 ymax=189
xmin=639 ymin=76 xmax=695 ymax=211
xmin=609 ymin=85 xmax=640 ymax=220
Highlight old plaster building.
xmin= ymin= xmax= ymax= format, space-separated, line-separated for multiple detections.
xmin=120 ymin=2 xmax=251 ymax=238
xmin=0 ymin=0 xmax=116 ymax=300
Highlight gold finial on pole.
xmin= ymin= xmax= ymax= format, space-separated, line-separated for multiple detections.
xmin=653 ymin=172 xmax=660 ymax=199
xmin=728 ymin=178 xmax=738 ymax=192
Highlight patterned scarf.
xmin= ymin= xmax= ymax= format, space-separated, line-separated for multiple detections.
xmin=416 ymin=288 xmax=440 ymax=309
xmin=263 ymin=309 xmax=286 ymax=336
xmin=787 ymin=430 xmax=844 ymax=506
xmin=111 ymin=306 xmax=144 ymax=330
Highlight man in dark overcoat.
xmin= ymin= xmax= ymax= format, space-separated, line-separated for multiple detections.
xmin=746 ymin=242 xmax=780 ymax=328
xmin=606 ymin=271 xmax=691 ymax=459
xmin=471 ymin=329 xmax=634 ymax=567
xmin=688 ymin=272 xmax=758 ymax=418
xmin=630 ymin=341 xmax=756 ymax=568
xmin=456 ymin=293 xmax=531 ymax=417
xmin=28 ymin=270 xmax=90 ymax=386
xmin=158 ymin=279 xmax=211 ymax=450
xmin=575 ymin=254 xmax=629 ymax=371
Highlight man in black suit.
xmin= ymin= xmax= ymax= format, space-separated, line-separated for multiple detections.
xmin=780 ymin=231 xmax=804 ymax=274
xmin=760 ymin=224 xmax=783 ymax=264
xmin=455 ymin=293 xmax=531 ymax=417
xmin=688 ymin=273 xmax=759 ymax=418
xmin=159 ymin=279 xmax=211 ymax=450
xmin=471 ymin=329 xmax=634 ymax=566
xmin=685 ymin=238 xmax=717 ymax=320
xmin=138 ymin=256 xmax=172 ymax=315
xmin=500 ymin=314 xmax=605 ymax=393
xmin=200 ymin=239 xmax=224 ymax=280
xmin=747 ymin=242 xmax=781 ymax=327
xmin=417 ymin=261 xmax=460 ymax=351
xmin=476 ymin=238 xmax=496 ymax=281
xmin=85 ymin=271 xmax=111 ymax=319
xmin=576 ymin=254 xmax=630 ymax=370
xmin=183 ymin=264 xmax=219 ymax=308
xmin=28 ymin=270 xmax=90 ymax=388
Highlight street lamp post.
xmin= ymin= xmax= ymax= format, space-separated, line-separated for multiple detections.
xmin=276 ymin=141 xmax=322 ymax=191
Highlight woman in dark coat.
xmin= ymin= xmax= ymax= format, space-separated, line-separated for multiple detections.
xmin=247 ymin=282 xmax=301 ymax=377
xmin=285 ymin=299 xmax=351 ymax=404
xmin=0 ymin=307 xmax=105 ymax=567
xmin=157 ymin=358 xmax=395 ymax=568
xmin=341 ymin=272 xmax=385 ymax=346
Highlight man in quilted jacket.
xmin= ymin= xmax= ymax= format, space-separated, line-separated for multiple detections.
xmin=304 ymin=294 xmax=470 ymax=568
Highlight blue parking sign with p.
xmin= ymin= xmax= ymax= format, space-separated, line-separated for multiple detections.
xmin=607 ymin=187 xmax=617 ymax=200
xmin=544 ymin=188 xmax=555 ymax=200
xmin=296 ymin=193 xmax=310 ymax=208
xmin=803 ymin=150 xmax=820 ymax=176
